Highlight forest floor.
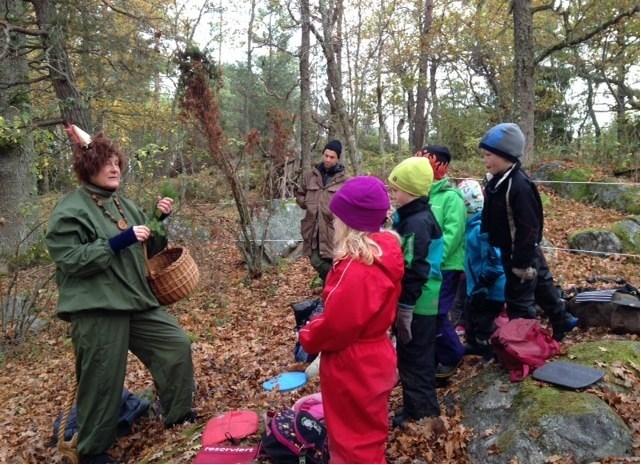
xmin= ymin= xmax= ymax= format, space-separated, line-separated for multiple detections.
xmin=0 ymin=187 xmax=638 ymax=463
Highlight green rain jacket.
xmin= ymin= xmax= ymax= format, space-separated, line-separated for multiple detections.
xmin=46 ymin=183 xmax=167 ymax=320
xmin=428 ymin=178 xmax=466 ymax=271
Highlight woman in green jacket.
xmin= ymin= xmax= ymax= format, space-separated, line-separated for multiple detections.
xmin=46 ymin=125 xmax=194 ymax=463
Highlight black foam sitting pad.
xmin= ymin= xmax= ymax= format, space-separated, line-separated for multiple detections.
xmin=532 ymin=361 xmax=604 ymax=389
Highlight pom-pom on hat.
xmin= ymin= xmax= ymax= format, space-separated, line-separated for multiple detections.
xmin=479 ymin=123 xmax=525 ymax=161
xmin=323 ymin=139 xmax=342 ymax=157
xmin=388 ymin=157 xmax=434 ymax=197
xmin=458 ymin=179 xmax=484 ymax=214
xmin=329 ymin=176 xmax=390 ymax=233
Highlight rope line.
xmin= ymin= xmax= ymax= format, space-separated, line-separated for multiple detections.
xmin=227 ymin=239 xmax=639 ymax=258
xmin=539 ymin=245 xmax=639 ymax=258
xmin=450 ymin=176 xmax=640 ymax=186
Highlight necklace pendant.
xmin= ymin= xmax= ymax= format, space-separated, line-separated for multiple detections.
xmin=117 ymin=219 xmax=129 ymax=230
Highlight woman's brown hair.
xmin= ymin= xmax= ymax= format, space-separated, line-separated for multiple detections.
xmin=71 ymin=132 xmax=127 ymax=184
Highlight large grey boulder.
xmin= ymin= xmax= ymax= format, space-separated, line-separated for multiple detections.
xmin=568 ymin=229 xmax=623 ymax=255
xmin=167 ymin=216 xmax=211 ymax=243
xmin=458 ymin=360 xmax=633 ymax=463
xmin=252 ymin=200 xmax=304 ymax=262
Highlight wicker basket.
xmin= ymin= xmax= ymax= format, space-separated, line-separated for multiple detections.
xmin=145 ymin=246 xmax=199 ymax=305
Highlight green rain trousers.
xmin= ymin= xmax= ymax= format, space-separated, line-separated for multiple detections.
xmin=70 ymin=308 xmax=194 ymax=456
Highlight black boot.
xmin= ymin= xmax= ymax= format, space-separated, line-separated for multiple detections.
xmin=78 ymin=453 xmax=113 ymax=464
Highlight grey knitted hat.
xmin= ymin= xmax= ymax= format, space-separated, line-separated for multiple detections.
xmin=479 ymin=123 xmax=525 ymax=161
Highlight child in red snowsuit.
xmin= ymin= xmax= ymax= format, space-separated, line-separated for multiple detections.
xmin=299 ymin=176 xmax=404 ymax=464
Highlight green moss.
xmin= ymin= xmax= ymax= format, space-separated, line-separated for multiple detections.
xmin=621 ymin=191 xmax=640 ymax=215
xmin=611 ymin=220 xmax=640 ymax=254
xmin=549 ymin=167 xmax=593 ymax=201
xmin=566 ymin=340 xmax=639 ymax=369
xmin=567 ymin=227 xmax=609 ymax=245
xmin=540 ymin=192 xmax=551 ymax=208
xmin=514 ymin=380 xmax=594 ymax=420
xmin=549 ymin=167 xmax=592 ymax=182
xmin=495 ymin=379 xmax=598 ymax=451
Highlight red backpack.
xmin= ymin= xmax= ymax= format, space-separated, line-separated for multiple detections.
xmin=490 ymin=318 xmax=560 ymax=382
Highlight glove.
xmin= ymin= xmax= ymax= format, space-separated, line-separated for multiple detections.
xmin=396 ymin=304 xmax=414 ymax=345
xmin=108 ymin=227 xmax=137 ymax=253
xmin=305 ymin=354 xmax=321 ymax=379
xmin=512 ymin=266 xmax=537 ymax=283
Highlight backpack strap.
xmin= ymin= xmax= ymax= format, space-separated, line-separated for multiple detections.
xmin=505 ymin=177 xmax=516 ymax=255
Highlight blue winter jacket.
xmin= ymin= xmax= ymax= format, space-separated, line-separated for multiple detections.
xmin=464 ymin=212 xmax=506 ymax=302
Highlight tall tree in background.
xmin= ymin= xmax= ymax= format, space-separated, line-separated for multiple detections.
xmin=29 ymin=0 xmax=92 ymax=131
xmin=512 ymin=0 xmax=534 ymax=164
xmin=299 ymin=0 xmax=313 ymax=172
xmin=411 ymin=0 xmax=433 ymax=152
xmin=0 ymin=1 xmax=37 ymax=259
xmin=513 ymin=0 xmax=639 ymax=164
xmin=313 ymin=0 xmax=361 ymax=172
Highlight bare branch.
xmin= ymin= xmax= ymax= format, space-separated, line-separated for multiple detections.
xmin=0 ymin=20 xmax=47 ymax=36
xmin=531 ymin=2 xmax=554 ymax=14
xmin=535 ymin=5 xmax=640 ymax=64
xmin=99 ymin=0 xmax=163 ymax=23
xmin=0 ymin=75 xmax=49 ymax=89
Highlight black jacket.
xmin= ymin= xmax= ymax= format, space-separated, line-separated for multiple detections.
xmin=393 ymin=197 xmax=442 ymax=307
xmin=481 ymin=164 xmax=543 ymax=268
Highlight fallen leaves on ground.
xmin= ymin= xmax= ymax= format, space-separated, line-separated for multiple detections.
xmin=0 ymin=196 xmax=638 ymax=463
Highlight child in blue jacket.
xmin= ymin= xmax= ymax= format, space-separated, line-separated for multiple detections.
xmin=458 ymin=179 xmax=506 ymax=357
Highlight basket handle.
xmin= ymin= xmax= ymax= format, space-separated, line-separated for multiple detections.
xmin=142 ymin=241 xmax=153 ymax=278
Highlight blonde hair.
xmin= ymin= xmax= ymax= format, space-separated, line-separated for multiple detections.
xmin=333 ymin=217 xmax=399 ymax=265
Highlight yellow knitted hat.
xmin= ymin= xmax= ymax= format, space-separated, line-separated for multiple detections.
xmin=388 ymin=156 xmax=434 ymax=197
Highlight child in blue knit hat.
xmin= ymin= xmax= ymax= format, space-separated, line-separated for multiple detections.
xmin=479 ymin=123 xmax=577 ymax=341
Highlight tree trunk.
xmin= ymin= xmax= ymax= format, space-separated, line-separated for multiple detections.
xmin=512 ymin=0 xmax=535 ymax=165
xmin=585 ymin=78 xmax=601 ymax=141
xmin=376 ymin=0 xmax=387 ymax=155
xmin=244 ymin=0 xmax=256 ymax=134
xmin=299 ymin=0 xmax=313 ymax=173
xmin=429 ymin=59 xmax=439 ymax=140
xmin=406 ymin=88 xmax=415 ymax=149
xmin=30 ymin=0 xmax=92 ymax=132
xmin=316 ymin=0 xmax=360 ymax=172
xmin=411 ymin=0 xmax=433 ymax=152
xmin=0 ymin=0 xmax=37 ymax=260
xmin=615 ymin=23 xmax=626 ymax=145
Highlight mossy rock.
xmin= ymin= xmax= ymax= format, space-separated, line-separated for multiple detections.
xmin=568 ymin=228 xmax=622 ymax=254
xmin=565 ymin=340 xmax=639 ymax=392
xmin=589 ymin=180 xmax=640 ymax=215
xmin=547 ymin=167 xmax=593 ymax=202
xmin=611 ymin=219 xmax=641 ymax=254
xmin=532 ymin=162 xmax=639 ymax=214
xmin=459 ymin=341 xmax=635 ymax=463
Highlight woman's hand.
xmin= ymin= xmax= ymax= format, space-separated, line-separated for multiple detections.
xmin=156 ymin=197 xmax=174 ymax=216
xmin=133 ymin=225 xmax=151 ymax=242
